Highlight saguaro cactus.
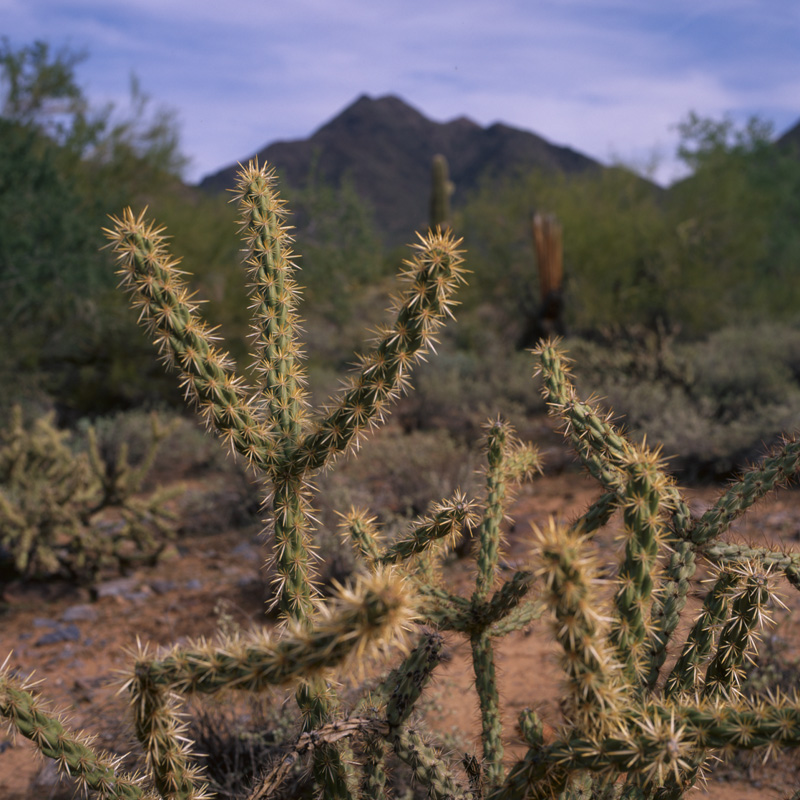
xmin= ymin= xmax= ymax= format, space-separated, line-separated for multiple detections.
xmin=3 ymin=160 xmax=800 ymax=800
xmin=430 ymin=153 xmax=453 ymax=231
xmin=518 ymin=212 xmax=565 ymax=348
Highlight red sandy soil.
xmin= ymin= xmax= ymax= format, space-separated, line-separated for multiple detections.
xmin=2 ymin=466 xmax=800 ymax=799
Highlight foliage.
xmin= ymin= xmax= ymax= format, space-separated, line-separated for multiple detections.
xmin=458 ymin=165 xmax=671 ymax=336
xmin=284 ymin=159 xmax=387 ymax=327
xmin=667 ymin=112 xmax=800 ymax=329
xmin=457 ymin=112 xmax=800 ymax=339
xmin=0 ymin=40 xmax=194 ymax=414
xmin=563 ymin=323 xmax=800 ymax=478
xmin=0 ymin=407 xmax=176 ymax=582
xmin=4 ymin=162 xmax=800 ymax=800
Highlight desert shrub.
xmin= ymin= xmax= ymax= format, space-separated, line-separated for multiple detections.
xmin=688 ymin=324 xmax=800 ymax=419
xmin=563 ymin=324 xmax=800 ymax=478
xmin=82 ymin=409 xmax=240 ymax=484
xmin=400 ymin=345 xmax=546 ymax=441
xmin=0 ymin=407 xmax=176 ymax=582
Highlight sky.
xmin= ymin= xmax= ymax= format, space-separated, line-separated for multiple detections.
xmin=3 ymin=0 xmax=800 ymax=186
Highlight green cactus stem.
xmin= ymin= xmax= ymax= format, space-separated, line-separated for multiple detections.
xmin=377 ymin=491 xmax=476 ymax=565
xmin=533 ymin=520 xmax=628 ymax=737
xmin=472 ymin=629 xmax=505 ymax=785
xmin=0 ymin=661 xmax=161 ymax=800
xmin=610 ymin=450 xmax=670 ymax=687
xmin=689 ymin=435 xmax=800 ymax=545
xmin=340 ymin=507 xmax=381 ymax=565
xmin=392 ymin=727 xmax=467 ymax=800
xmin=474 ymin=420 xmax=510 ymax=602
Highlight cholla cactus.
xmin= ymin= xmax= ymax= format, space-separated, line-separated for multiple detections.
xmin=3 ymin=161 xmax=800 ymax=800
xmin=0 ymin=407 xmax=175 ymax=582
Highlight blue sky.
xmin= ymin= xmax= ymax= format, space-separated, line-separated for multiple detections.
xmin=3 ymin=0 xmax=799 ymax=185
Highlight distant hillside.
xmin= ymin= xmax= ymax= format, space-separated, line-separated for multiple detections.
xmin=198 ymin=94 xmax=601 ymax=245
xmin=777 ymin=117 xmax=800 ymax=156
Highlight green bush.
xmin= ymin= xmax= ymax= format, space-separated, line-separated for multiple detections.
xmin=563 ymin=324 xmax=800 ymax=478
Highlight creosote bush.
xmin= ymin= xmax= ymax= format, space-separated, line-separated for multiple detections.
xmin=4 ymin=161 xmax=800 ymax=800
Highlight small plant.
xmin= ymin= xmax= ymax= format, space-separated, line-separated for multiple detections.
xmin=3 ymin=161 xmax=800 ymax=800
xmin=0 ymin=406 xmax=175 ymax=582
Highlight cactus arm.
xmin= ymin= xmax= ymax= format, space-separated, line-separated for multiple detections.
xmin=128 ymin=665 xmax=206 ymax=800
xmin=295 ymin=230 xmax=467 ymax=473
xmin=384 ymin=631 xmax=442 ymax=728
xmin=642 ymin=540 xmax=696 ymax=692
xmin=122 ymin=571 xmax=412 ymax=798
xmin=270 ymin=479 xmax=317 ymax=619
xmin=471 ymin=630 xmax=505 ymax=786
xmin=689 ymin=435 xmax=800 ymax=545
xmin=503 ymin=441 xmax=543 ymax=485
xmin=105 ymin=209 xmax=279 ymax=474
xmin=416 ymin=583 xmax=473 ymax=629
xmin=392 ymin=727 xmax=468 ymax=800
xmin=663 ymin=569 xmax=740 ymax=701
xmin=611 ymin=451 xmax=668 ymax=687
xmin=490 ymin=597 xmax=546 ymax=637
xmin=475 ymin=420 xmax=509 ymax=602
xmin=360 ymin=727 xmax=390 ymax=800
xmin=535 ymin=341 xmax=632 ymax=491
xmin=500 ymin=695 xmax=800 ymax=800
xmin=381 ymin=631 xmax=470 ymax=799
xmin=339 ymin=506 xmax=382 ymax=565
xmin=534 ymin=521 xmax=627 ymax=737
xmin=232 ymin=162 xmax=309 ymax=446
xmin=0 ymin=664 xmax=160 ymax=800
xmin=377 ymin=491 xmax=476 ymax=565
xmin=483 ymin=571 xmax=540 ymax=627
xmin=573 ymin=491 xmax=619 ymax=538
xmin=701 ymin=563 xmax=781 ymax=700
xmin=660 ymin=563 xmax=783 ymax=799
xmin=535 ymin=341 xmax=693 ymax=538
xmin=127 ymin=570 xmax=414 ymax=697
xmin=417 ymin=571 xmax=542 ymax=635
xmin=700 ymin=539 xmax=800 ymax=579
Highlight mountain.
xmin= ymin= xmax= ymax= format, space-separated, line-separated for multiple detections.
xmin=198 ymin=94 xmax=602 ymax=245
xmin=777 ymin=117 xmax=800 ymax=156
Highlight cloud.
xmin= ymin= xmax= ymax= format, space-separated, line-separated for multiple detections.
xmin=4 ymin=1 xmax=799 ymax=184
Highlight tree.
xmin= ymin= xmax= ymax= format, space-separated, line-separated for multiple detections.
xmin=458 ymin=165 xmax=671 ymax=337
xmin=0 ymin=40 xmax=190 ymax=413
xmin=667 ymin=111 xmax=800 ymax=328
xmin=457 ymin=111 xmax=800 ymax=341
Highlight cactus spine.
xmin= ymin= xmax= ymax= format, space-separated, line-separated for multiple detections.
xmin=3 ymin=162 xmax=800 ymax=800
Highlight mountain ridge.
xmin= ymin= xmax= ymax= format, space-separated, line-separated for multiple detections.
xmin=198 ymin=94 xmax=603 ymax=245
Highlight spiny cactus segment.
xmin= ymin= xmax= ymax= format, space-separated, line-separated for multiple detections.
xmin=3 ymin=162 xmax=800 ymax=800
